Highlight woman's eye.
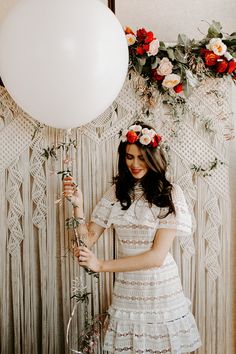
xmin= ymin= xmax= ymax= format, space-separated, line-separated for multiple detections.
xmin=126 ymin=155 xmax=133 ymax=160
xmin=139 ymin=156 xmax=144 ymax=161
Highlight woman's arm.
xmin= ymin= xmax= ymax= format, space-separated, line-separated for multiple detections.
xmin=63 ymin=177 xmax=105 ymax=248
xmin=73 ymin=205 xmax=105 ymax=248
xmin=76 ymin=228 xmax=176 ymax=273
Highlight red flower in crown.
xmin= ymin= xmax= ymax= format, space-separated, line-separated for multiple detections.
xmin=215 ymin=59 xmax=228 ymax=73
xmin=227 ymin=60 xmax=236 ymax=74
xmin=204 ymin=50 xmax=219 ymax=66
xmin=126 ymin=130 xmax=139 ymax=143
xmin=151 ymin=134 xmax=162 ymax=148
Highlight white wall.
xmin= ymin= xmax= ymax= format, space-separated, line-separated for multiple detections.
xmin=114 ymin=0 xmax=236 ymax=42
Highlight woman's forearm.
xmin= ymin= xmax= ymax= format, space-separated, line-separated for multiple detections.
xmin=99 ymin=249 xmax=163 ymax=273
xmin=73 ymin=206 xmax=104 ymax=249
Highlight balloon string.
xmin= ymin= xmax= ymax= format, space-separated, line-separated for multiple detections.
xmin=66 ymin=302 xmax=83 ymax=354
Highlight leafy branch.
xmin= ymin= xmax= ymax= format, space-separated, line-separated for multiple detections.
xmin=191 ymin=157 xmax=224 ymax=177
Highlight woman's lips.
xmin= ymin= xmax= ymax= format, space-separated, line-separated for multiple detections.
xmin=131 ymin=169 xmax=142 ymax=174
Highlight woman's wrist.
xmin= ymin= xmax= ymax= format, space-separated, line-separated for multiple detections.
xmin=73 ymin=205 xmax=84 ymax=217
xmin=97 ymin=259 xmax=104 ymax=272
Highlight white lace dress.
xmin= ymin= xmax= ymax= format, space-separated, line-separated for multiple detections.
xmin=91 ymin=183 xmax=201 ymax=354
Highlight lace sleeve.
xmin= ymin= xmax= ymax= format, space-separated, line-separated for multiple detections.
xmin=158 ymin=184 xmax=192 ymax=237
xmin=91 ymin=184 xmax=116 ymax=228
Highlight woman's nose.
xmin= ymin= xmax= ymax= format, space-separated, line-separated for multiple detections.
xmin=131 ymin=158 xmax=140 ymax=167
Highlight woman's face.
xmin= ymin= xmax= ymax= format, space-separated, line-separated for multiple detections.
xmin=125 ymin=144 xmax=149 ymax=179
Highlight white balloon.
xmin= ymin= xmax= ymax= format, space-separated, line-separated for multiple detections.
xmin=0 ymin=0 xmax=128 ymax=128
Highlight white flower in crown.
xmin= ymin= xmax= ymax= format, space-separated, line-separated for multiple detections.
xmin=121 ymin=129 xmax=128 ymax=142
xmin=128 ymin=124 xmax=142 ymax=132
xmin=139 ymin=134 xmax=152 ymax=145
xmin=206 ymin=38 xmax=227 ymax=56
xmin=126 ymin=33 xmax=136 ymax=46
xmin=142 ymin=128 xmax=156 ymax=138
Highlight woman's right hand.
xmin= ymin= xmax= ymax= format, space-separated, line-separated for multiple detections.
xmin=63 ymin=175 xmax=83 ymax=209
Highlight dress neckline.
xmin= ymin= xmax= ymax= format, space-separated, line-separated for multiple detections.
xmin=132 ymin=182 xmax=144 ymax=200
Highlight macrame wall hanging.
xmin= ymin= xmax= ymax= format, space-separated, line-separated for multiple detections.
xmin=0 ymin=73 xmax=233 ymax=354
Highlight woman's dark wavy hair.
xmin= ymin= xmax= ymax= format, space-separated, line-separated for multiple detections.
xmin=114 ymin=121 xmax=175 ymax=218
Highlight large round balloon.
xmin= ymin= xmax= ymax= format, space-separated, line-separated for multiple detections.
xmin=0 ymin=0 xmax=128 ymax=128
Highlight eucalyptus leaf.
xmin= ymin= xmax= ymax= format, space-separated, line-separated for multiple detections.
xmin=223 ymin=39 xmax=236 ymax=46
xmin=207 ymin=20 xmax=222 ymax=38
xmin=151 ymin=57 xmax=159 ymax=69
xmin=137 ymin=57 xmax=146 ymax=66
xmin=185 ymin=69 xmax=199 ymax=88
xmin=174 ymin=48 xmax=188 ymax=63
xmin=159 ymin=41 xmax=166 ymax=49
xmin=183 ymin=80 xmax=193 ymax=98
xmin=167 ymin=48 xmax=175 ymax=61
xmin=178 ymin=34 xmax=190 ymax=47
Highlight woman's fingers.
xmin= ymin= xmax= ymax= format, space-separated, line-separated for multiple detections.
xmin=63 ymin=176 xmax=79 ymax=195
xmin=74 ymin=246 xmax=89 ymax=259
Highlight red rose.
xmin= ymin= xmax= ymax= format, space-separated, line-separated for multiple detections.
xmin=136 ymin=46 xmax=145 ymax=55
xmin=216 ymin=59 xmax=228 ymax=73
xmin=137 ymin=28 xmax=147 ymax=41
xmin=200 ymin=48 xmax=208 ymax=57
xmin=151 ymin=134 xmax=161 ymax=148
xmin=151 ymin=69 xmax=164 ymax=81
xmin=144 ymin=31 xmax=154 ymax=44
xmin=126 ymin=131 xmax=138 ymax=143
xmin=136 ymin=44 xmax=149 ymax=55
xmin=174 ymin=83 xmax=183 ymax=93
xmin=227 ymin=60 xmax=236 ymax=74
xmin=204 ymin=50 xmax=219 ymax=66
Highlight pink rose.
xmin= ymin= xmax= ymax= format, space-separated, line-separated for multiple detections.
xmin=156 ymin=57 xmax=173 ymax=76
xmin=147 ymin=39 xmax=160 ymax=56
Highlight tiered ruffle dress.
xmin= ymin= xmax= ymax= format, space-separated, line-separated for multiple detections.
xmin=91 ymin=183 xmax=201 ymax=354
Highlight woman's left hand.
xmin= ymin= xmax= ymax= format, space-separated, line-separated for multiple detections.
xmin=76 ymin=246 xmax=102 ymax=273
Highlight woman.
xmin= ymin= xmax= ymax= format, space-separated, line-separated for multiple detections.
xmin=64 ymin=121 xmax=201 ymax=354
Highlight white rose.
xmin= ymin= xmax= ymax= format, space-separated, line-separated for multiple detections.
xmin=147 ymin=39 xmax=160 ymax=56
xmin=156 ymin=57 xmax=173 ymax=76
xmin=126 ymin=34 xmax=136 ymax=46
xmin=162 ymin=74 xmax=181 ymax=88
xmin=142 ymin=128 xmax=156 ymax=138
xmin=139 ymin=134 xmax=152 ymax=145
xmin=206 ymin=38 xmax=227 ymax=56
xmin=128 ymin=124 xmax=142 ymax=132
xmin=121 ymin=129 xmax=128 ymax=142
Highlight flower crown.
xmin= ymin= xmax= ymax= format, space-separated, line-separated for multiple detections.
xmin=120 ymin=124 xmax=162 ymax=148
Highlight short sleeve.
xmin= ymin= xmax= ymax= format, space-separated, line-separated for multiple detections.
xmin=158 ymin=184 xmax=192 ymax=237
xmin=90 ymin=185 xmax=116 ymax=228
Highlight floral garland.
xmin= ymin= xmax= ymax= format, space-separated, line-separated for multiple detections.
xmin=125 ymin=21 xmax=236 ymax=100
